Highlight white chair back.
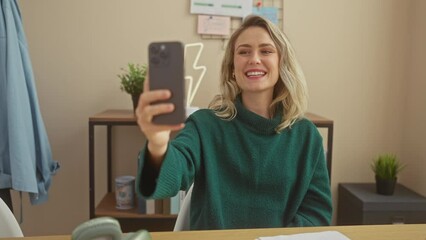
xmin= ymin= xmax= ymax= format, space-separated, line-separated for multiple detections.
xmin=173 ymin=184 xmax=194 ymax=231
xmin=0 ymin=197 xmax=23 ymax=237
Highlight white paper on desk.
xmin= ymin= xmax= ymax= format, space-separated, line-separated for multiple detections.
xmin=257 ymin=231 xmax=351 ymax=240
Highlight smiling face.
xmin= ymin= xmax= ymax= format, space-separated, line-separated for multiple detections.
xmin=233 ymin=26 xmax=280 ymax=98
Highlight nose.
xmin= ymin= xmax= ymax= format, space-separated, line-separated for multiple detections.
xmin=249 ymin=53 xmax=261 ymax=65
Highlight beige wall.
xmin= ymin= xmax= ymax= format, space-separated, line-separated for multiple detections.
xmin=402 ymin=0 xmax=426 ymax=195
xmin=11 ymin=0 xmax=426 ymax=236
xmin=284 ymin=0 xmax=422 ymax=216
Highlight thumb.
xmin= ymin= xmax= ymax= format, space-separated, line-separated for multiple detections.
xmin=144 ymin=69 xmax=150 ymax=92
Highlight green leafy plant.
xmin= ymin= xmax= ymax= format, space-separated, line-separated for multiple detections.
xmin=117 ymin=63 xmax=147 ymax=95
xmin=371 ymin=153 xmax=405 ymax=180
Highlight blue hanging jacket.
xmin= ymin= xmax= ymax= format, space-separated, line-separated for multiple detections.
xmin=0 ymin=0 xmax=60 ymax=205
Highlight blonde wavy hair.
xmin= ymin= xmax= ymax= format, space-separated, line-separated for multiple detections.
xmin=208 ymin=15 xmax=308 ymax=132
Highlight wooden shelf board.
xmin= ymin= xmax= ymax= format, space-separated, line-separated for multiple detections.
xmin=305 ymin=112 xmax=333 ymax=125
xmin=89 ymin=109 xmax=136 ymax=123
xmin=95 ymin=192 xmax=177 ymax=219
xmin=89 ymin=109 xmax=332 ymax=126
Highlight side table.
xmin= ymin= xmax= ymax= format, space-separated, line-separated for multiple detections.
xmin=337 ymin=183 xmax=426 ymax=225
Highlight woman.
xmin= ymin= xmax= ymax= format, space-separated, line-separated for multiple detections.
xmin=135 ymin=15 xmax=332 ymax=230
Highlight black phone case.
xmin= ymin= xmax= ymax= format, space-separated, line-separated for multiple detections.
xmin=148 ymin=41 xmax=185 ymax=125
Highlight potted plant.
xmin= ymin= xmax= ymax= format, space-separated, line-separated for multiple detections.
xmin=117 ymin=63 xmax=147 ymax=111
xmin=371 ymin=153 xmax=405 ymax=195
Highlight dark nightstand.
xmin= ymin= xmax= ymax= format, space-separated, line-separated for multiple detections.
xmin=337 ymin=183 xmax=426 ymax=225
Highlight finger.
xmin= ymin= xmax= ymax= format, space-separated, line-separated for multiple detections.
xmin=139 ymin=89 xmax=171 ymax=107
xmin=144 ymin=103 xmax=175 ymax=118
xmin=148 ymin=123 xmax=185 ymax=132
xmin=138 ymin=72 xmax=149 ymax=110
xmin=170 ymin=123 xmax=185 ymax=131
xmin=136 ymin=102 xmax=174 ymax=125
xmin=144 ymin=70 xmax=150 ymax=92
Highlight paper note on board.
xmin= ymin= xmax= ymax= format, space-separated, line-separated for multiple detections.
xmin=252 ymin=6 xmax=279 ymax=24
xmin=197 ymin=15 xmax=231 ymax=35
xmin=191 ymin=0 xmax=252 ymax=18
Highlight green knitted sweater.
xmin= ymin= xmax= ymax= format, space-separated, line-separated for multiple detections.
xmin=137 ymin=99 xmax=332 ymax=230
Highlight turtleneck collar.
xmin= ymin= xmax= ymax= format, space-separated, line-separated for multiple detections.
xmin=235 ymin=95 xmax=282 ymax=135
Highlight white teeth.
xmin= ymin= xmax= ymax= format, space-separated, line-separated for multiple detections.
xmin=246 ymin=71 xmax=265 ymax=76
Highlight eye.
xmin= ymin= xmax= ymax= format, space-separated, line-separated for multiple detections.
xmin=261 ymin=49 xmax=274 ymax=55
xmin=237 ymin=49 xmax=250 ymax=55
xmin=238 ymin=50 xmax=250 ymax=55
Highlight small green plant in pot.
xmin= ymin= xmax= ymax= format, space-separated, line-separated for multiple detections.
xmin=371 ymin=153 xmax=405 ymax=195
xmin=118 ymin=63 xmax=147 ymax=111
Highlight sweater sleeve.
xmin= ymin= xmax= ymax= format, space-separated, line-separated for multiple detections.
xmin=136 ymin=119 xmax=201 ymax=200
xmin=287 ymin=147 xmax=333 ymax=227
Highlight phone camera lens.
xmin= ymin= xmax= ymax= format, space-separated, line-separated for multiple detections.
xmin=159 ymin=50 xmax=168 ymax=59
xmin=150 ymin=56 xmax=160 ymax=66
xmin=150 ymin=45 xmax=159 ymax=54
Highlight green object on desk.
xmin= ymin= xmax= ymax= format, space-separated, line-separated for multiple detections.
xmin=71 ymin=217 xmax=151 ymax=240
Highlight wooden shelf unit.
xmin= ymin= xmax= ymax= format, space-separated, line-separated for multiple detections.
xmin=89 ymin=109 xmax=179 ymax=232
xmin=88 ymin=109 xmax=333 ymax=231
xmin=305 ymin=112 xmax=334 ymax=179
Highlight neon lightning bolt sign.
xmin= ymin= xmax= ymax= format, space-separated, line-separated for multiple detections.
xmin=184 ymin=43 xmax=206 ymax=107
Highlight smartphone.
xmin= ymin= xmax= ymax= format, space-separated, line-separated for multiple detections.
xmin=148 ymin=41 xmax=186 ymax=125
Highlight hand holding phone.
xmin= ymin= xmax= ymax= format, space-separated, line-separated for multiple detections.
xmin=148 ymin=41 xmax=185 ymax=125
